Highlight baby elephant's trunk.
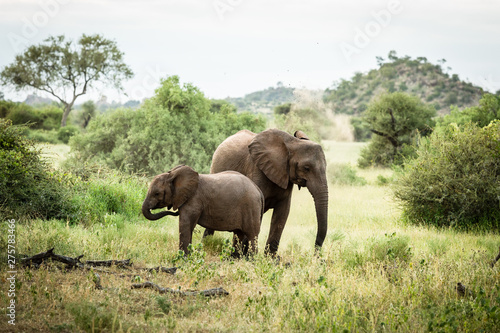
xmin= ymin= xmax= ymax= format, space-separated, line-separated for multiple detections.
xmin=142 ymin=201 xmax=179 ymax=220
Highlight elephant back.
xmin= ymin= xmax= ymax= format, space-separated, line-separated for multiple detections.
xmin=210 ymin=130 xmax=256 ymax=175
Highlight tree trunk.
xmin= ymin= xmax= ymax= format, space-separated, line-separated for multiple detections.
xmin=61 ymin=103 xmax=72 ymax=127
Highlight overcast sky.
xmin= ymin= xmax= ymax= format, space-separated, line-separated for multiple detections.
xmin=1 ymin=0 xmax=499 ymax=103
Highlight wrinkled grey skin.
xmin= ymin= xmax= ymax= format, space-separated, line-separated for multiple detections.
xmin=142 ymin=165 xmax=264 ymax=255
xmin=204 ymin=129 xmax=329 ymax=255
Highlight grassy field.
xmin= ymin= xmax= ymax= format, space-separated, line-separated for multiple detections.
xmin=1 ymin=142 xmax=499 ymax=332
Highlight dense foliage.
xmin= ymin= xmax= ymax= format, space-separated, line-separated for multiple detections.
xmin=69 ymin=76 xmax=266 ymax=175
xmin=0 ymin=120 xmax=71 ymax=220
xmin=0 ymin=100 xmax=62 ymax=130
xmin=393 ymin=121 xmax=500 ymax=229
xmin=324 ymin=51 xmax=484 ymax=116
xmin=358 ymin=92 xmax=436 ymax=167
xmin=436 ymin=93 xmax=500 ymax=130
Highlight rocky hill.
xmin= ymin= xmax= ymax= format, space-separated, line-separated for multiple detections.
xmin=323 ymin=51 xmax=485 ymax=115
xmin=226 ymin=83 xmax=295 ymax=115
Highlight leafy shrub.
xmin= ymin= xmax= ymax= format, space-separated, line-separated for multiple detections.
xmin=436 ymin=93 xmax=500 ymax=131
xmin=69 ymin=76 xmax=266 ymax=175
xmin=37 ymin=104 xmax=63 ymax=130
xmin=1 ymin=101 xmax=63 ymax=130
xmin=393 ymin=121 xmax=500 ymax=229
xmin=6 ymin=103 xmax=41 ymax=127
xmin=57 ymin=125 xmax=79 ymax=143
xmin=328 ymin=163 xmax=366 ymax=186
xmin=26 ymin=129 xmax=60 ymax=144
xmin=350 ymin=116 xmax=371 ymax=142
xmin=0 ymin=100 xmax=17 ymax=118
xmin=0 ymin=119 xmax=72 ymax=220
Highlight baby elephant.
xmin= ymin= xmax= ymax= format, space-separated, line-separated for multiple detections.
xmin=142 ymin=165 xmax=264 ymax=256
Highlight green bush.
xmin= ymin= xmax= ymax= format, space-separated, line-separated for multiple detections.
xmin=393 ymin=121 xmax=500 ymax=229
xmin=1 ymin=101 xmax=63 ymax=131
xmin=57 ymin=125 xmax=79 ymax=143
xmin=351 ymin=116 xmax=371 ymax=142
xmin=26 ymin=129 xmax=60 ymax=144
xmin=37 ymin=104 xmax=63 ymax=130
xmin=328 ymin=163 xmax=366 ymax=186
xmin=0 ymin=100 xmax=17 ymax=118
xmin=6 ymin=103 xmax=41 ymax=127
xmin=69 ymin=76 xmax=266 ymax=175
xmin=436 ymin=93 xmax=500 ymax=131
xmin=0 ymin=119 xmax=73 ymax=220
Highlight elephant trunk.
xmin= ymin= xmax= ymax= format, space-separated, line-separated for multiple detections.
xmin=142 ymin=201 xmax=179 ymax=221
xmin=310 ymin=184 xmax=329 ymax=249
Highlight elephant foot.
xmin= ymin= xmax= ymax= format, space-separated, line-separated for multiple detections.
xmin=203 ymin=228 xmax=215 ymax=238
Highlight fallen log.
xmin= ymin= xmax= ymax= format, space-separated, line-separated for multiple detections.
xmin=131 ymin=281 xmax=229 ymax=297
xmin=21 ymin=248 xmax=85 ymax=268
xmin=144 ymin=266 xmax=178 ymax=274
xmin=84 ymin=259 xmax=132 ymax=267
xmin=20 ymin=249 xmax=176 ymax=275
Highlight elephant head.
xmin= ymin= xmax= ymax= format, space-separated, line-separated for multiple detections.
xmin=142 ymin=165 xmax=199 ymax=220
xmin=248 ymin=129 xmax=329 ymax=248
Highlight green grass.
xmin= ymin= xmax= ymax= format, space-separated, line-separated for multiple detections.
xmin=1 ymin=142 xmax=499 ymax=332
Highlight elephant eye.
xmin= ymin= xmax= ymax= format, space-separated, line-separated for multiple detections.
xmin=304 ymin=166 xmax=311 ymax=172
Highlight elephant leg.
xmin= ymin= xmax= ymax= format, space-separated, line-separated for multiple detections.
xmin=203 ymin=228 xmax=215 ymax=238
xmin=265 ymin=196 xmax=292 ymax=256
xmin=178 ymin=214 xmax=198 ymax=255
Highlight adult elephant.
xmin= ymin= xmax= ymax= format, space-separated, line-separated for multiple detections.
xmin=204 ymin=129 xmax=328 ymax=255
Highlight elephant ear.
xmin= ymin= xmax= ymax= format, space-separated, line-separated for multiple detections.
xmin=171 ymin=165 xmax=199 ymax=210
xmin=294 ymin=130 xmax=310 ymax=140
xmin=248 ymin=129 xmax=290 ymax=189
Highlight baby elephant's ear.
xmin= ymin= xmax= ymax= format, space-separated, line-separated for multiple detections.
xmin=171 ymin=165 xmax=199 ymax=210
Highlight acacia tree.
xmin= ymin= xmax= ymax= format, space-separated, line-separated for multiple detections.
xmin=0 ymin=34 xmax=133 ymax=127
xmin=359 ymin=92 xmax=436 ymax=167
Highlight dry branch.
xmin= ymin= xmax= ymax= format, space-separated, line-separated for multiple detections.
xmin=131 ymin=281 xmax=229 ymax=297
xmin=20 ymin=249 xmax=176 ymax=275
xmin=144 ymin=266 xmax=178 ymax=274
xmin=85 ymin=259 xmax=132 ymax=267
